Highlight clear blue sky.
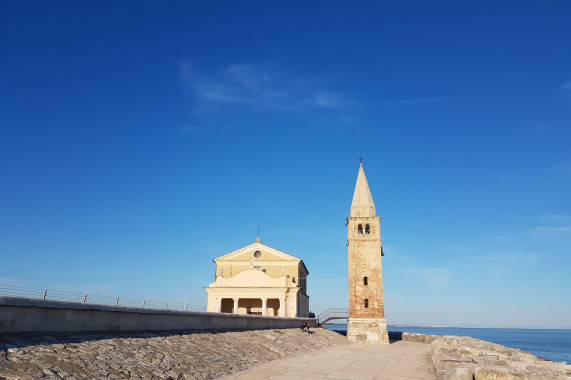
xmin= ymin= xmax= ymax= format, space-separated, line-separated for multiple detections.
xmin=1 ymin=1 xmax=570 ymax=328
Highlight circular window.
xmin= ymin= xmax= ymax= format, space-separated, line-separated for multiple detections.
xmin=253 ymin=250 xmax=262 ymax=259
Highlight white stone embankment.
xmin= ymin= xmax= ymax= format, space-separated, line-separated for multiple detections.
xmin=0 ymin=328 xmax=346 ymax=379
xmin=398 ymin=332 xmax=571 ymax=379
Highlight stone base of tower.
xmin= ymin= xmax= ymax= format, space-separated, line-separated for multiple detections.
xmin=347 ymin=318 xmax=389 ymax=344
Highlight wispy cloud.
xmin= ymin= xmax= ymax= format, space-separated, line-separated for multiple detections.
xmin=302 ymin=92 xmax=348 ymax=109
xmin=470 ymin=250 xmax=541 ymax=274
xmin=387 ymin=97 xmax=452 ymax=106
xmin=486 ymin=234 xmax=513 ymax=240
xmin=472 ymin=250 xmax=540 ymax=264
xmin=553 ymin=162 xmax=571 ymax=176
xmin=536 ymin=214 xmax=571 ymax=221
xmin=533 ymin=215 xmax=571 ymax=234
xmin=561 ymin=80 xmax=571 ymax=101
xmin=410 ymin=266 xmax=451 ymax=288
xmin=0 ymin=277 xmax=20 ymax=286
xmin=533 ymin=226 xmax=571 ymax=233
xmin=179 ymin=61 xmax=348 ymax=112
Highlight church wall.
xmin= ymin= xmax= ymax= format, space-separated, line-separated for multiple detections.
xmin=297 ymin=293 xmax=309 ymax=318
xmin=215 ymin=262 xmax=299 ymax=282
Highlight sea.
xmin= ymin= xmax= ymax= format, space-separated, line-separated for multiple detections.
xmin=325 ymin=324 xmax=571 ymax=364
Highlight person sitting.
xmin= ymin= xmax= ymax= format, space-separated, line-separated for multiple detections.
xmin=300 ymin=322 xmax=309 ymax=333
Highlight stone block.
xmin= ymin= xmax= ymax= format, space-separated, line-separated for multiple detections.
xmin=347 ymin=318 xmax=388 ymax=344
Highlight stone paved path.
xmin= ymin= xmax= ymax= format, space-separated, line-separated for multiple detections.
xmin=218 ymin=340 xmax=436 ymax=380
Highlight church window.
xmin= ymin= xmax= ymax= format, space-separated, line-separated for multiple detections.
xmin=358 ymin=224 xmax=363 ymax=234
xmin=363 ymin=276 xmax=368 ymax=285
xmin=253 ymin=250 xmax=262 ymax=259
xmin=365 ymin=224 xmax=370 ymax=234
xmin=364 ymin=299 xmax=369 ymax=308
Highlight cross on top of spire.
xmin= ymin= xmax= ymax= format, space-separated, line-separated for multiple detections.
xmin=256 ymin=226 xmax=263 ymax=238
xmin=357 ymin=156 xmax=365 ymax=164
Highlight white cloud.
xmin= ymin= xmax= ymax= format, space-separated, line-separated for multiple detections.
xmin=410 ymin=266 xmax=451 ymax=288
xmin=0 ymin=277 xmax=20 ymax=286
xmin=533 ymin=215 xmax=571 ymax=234
xmin=224 ymin=64 xmax=270 ymax=89
xmin=179 ymin=61 xmax=347 ymax=112
xmin=387 ymin=97 xmax=452 ymax=106
xmin=533 ymin=226 xmax=571 ymax=233
xmin=486 ymin=234 xmax=513 ymax=240
xmin=561 ymin=80 xmax=571 ymax=101
xmin=553 ymin=162 xmax=571 ymax=175
xmin=536 ymin=214 xmax=571 ymax=221
xmin=471 ymin=250 xmax=541 ymax=264
xmin=303 ymin=92 xmax=346 ymax=109
xmin=468 ymin=250 xmax=541 ymax=276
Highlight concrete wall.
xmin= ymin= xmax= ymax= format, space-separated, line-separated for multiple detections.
xmin=0 ymin=297 xmax=317 ymax=334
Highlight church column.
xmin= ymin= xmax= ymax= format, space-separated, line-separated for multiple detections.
xmin=216 ymin=298 xmax=221 ymax=313
xmin=233 ymin=298 xmax=239 ymax=314
xmin=261 ymin=298 xmax=267 ymax=316
xmin=279 ymin=298 xmax=285 ymax=317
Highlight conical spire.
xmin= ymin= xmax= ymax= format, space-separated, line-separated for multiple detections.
xmin=350 ymin=163 xmax=376 ymax=217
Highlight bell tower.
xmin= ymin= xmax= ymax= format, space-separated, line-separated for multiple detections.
xmin=346 ymin=162 xmax=389 ymax=343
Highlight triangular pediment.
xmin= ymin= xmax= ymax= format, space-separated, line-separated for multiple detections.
xmin=214 ymin=240 xmax=301 ymax=263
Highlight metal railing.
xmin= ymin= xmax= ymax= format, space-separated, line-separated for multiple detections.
xmin=0 ymin=284 xmax=205 ymax=311
xmin=318 ymin=308 xmax=349 ymax=325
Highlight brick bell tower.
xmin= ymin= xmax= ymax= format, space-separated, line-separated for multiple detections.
xmin=346 ymin=162 xmax=389 ymax=343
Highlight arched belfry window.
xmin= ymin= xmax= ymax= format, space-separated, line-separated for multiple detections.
xmin=357 ymin=224 xmax=363 ymax=234
xmin=365 ymin=224 xmax=370 ymax=234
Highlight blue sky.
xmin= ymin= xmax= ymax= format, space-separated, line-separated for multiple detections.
xmin=1 ymin=1 xmax=570 ymax=328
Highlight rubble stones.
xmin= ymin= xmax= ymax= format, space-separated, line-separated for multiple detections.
xmin=400 ymin=333 xmax=571 ymax=380
xmin=0 ymin=328 xmax=346 ymax=379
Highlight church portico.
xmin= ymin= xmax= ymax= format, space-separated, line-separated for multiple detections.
xmin=217 ymin=296 xmax=284 ymax=316
xmin=206 ymin=241 xmax=309 ymax=317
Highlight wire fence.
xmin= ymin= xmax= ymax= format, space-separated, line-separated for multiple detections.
xmin=0 ymin=284 xmax=206 ymax=312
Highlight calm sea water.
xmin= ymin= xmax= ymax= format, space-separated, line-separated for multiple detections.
xmin=325 ymin=325 xmax=571 ymax=364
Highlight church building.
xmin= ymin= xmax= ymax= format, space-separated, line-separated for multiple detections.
xmin=346 ymin=163 xmax=389 ymax=343
xmin=205 ymin=238 xmax=309 ymax=317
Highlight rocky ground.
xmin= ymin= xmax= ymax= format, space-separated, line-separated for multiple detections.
xmin=400 ymin=333 xmax=571 ymax=379
xmin=0 ymin=328 xmax=347 ymax=380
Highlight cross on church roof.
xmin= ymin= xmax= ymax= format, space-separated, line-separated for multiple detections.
xmin=256 ymin=226 xmax=263 ymax=238
xmin=356 ymin=156 xmax=365 ymax=164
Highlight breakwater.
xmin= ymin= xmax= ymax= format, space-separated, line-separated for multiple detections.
xmin=0 ymin=328 xmax=347 ymax=379
xmin=393 ymin=332 xmax=571 ymax=379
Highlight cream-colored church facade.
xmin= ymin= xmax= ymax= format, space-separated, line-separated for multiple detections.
xmin=205 ymin=238 xmax=309 ymax=317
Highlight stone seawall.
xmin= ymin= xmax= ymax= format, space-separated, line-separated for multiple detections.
xmin=0 ymin=297 xmax=316 ymax=334
xmin=392 ymin=332 xmax=571 ymax=379
xmin=0 ymin=328 xmax=347 ymax=379
xmin=2 ymin=325 xmax=569 ymax=379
